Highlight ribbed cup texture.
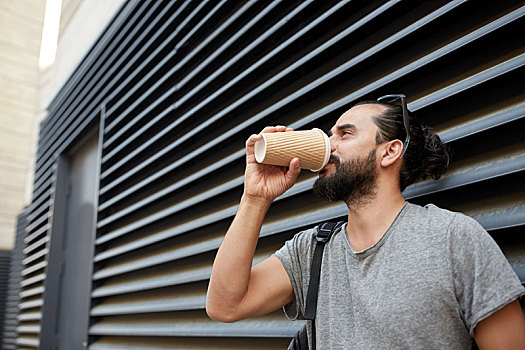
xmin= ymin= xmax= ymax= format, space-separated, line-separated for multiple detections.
xmin=261 ymin=129 xmax=327 ymax=171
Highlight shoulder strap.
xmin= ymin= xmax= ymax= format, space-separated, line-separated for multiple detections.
xmin=303 ymin=221 xmax=344 ymax=350
xmin=303 ymin=221 xmax=344 ymax=320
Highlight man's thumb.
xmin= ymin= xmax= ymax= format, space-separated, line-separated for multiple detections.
xmin=285 ymin=158 xmax=301 ymax=184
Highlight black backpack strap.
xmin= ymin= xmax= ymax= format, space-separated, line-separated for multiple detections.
xmin=303 ymin=221 xmax=344 ymax=350
xmin=304 ymin=221 xmax=344 ymax=319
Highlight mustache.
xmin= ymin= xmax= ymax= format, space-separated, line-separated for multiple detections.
xmin=330 ymin=154 xmax=340 ymax=167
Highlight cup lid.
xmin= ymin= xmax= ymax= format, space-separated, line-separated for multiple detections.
xmin=254 ymin=134 xmax=266 ymax=163
xmin=309 ymin=128 xmax=331 ymax=172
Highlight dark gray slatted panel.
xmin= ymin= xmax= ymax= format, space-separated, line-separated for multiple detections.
xmin=0 ymin=249 xmax=12 ymax=346
xmin=93 ymin=2 xmax=318 ymax=346
xmin=90 ymin=0 xmax=525 ymax=347
xmin=19 ymin=0 xmax=525 ymax=348
xmin=17 ymin=2 xmax=142 ymax=348
xmin=3 ymin=211 xmax=27 ymax=349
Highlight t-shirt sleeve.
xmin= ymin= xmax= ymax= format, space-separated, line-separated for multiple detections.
xmin=273 ymin=228 xmax=316 ymax=321
xmin=449 ymin=213 xmax=525 ymax=336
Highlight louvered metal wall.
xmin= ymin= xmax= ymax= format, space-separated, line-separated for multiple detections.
xmin=0 ymin=249 xmax=12 ymax=346
xmin=11 ymin=0 xmax=525 ymax=348
xmin=3 ymin=211 xmax=26 ymax=349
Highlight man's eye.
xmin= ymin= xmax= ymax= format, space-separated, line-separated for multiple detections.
xmin=342 ymin=131 xmax=352 ymax=136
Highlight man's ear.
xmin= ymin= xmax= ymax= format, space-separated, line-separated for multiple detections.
xmin=380 ymin=139 xmax=404 ymax=168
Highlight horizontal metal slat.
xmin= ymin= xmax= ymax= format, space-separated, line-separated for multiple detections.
xmin=16 ymin=325 xmax=40 ymax=334
xmin=22 ymin=248 xmax=48 ymax=266
xmin=36 ymin=1 xmax=162 ymax=157
xmin=15 ymin=336 xmax=39 ymax=347
xmin=43 ymin=0 xmax=140 ymax=122
xmin=93 ymin=202 xmax=348 ymax=288
xmin=18 ymin=299 xmax=42 ymax=310
xmin=31 ymin=2 xmax=167 ymax=190
xmin=96 ymin=203 xmax=235 ymax=246
xmin=410 ymin=53 xmax=525 ymax=111
xmin=19 ymin=286 xmax=44 ymax=299
xmin=96 ymin=138 xmax=525 ymax=261
xmin=103 ymin=0 xmax=211 ymax=135
xmin=471 ymin=203 xmax=525 ymax=231
xmin=89 ymin=313 xmax=299 ymax=338
xmin=91 ymin=265 xmax=210 ymax=298
xmin=19 ymin=273 xmax=44 ymax=288
xmin=99 ymin=0 xmax=388 ymax=178
xmin=171 ymin=1 xmax=311 ymax=110
xmin=404 ymin=153 xmax=525 ymax=199
xmin=101 ymin=2 xmax=256 ymax=161
xmin=21 ymin=261 xmax=46 ymax=277
xmin=440 ymin=104 xmax=525 ymax=143
xmin=23 ymin=224 xmax=49 ymax=248
xmin=99 ymin=141 xmax=241 ymax=209
xmin=106 ymin=1 xmax=239 ymax=123
xmin=98 ymin=99 xmax=524 ymax=229
xmin=37 ymin=3 xmax=136 ymax=146
xmin=17 ymin=312 xmax=41 ymax=322
xmin=92 ymin=200 xmax=525 ymax=299
xmin=98 ymin=1 xmax=470 ymax=201
xmin=93 ymin=235 xmax=222 ymax=279
xmin=98 ymin=175 xmax=242 ymax=228
xmin=88 ymin=336 xmax=292 ymax=350
xmin=90 ymin=294 xmax=205 ymax=316
xmin=25 ymin=193 xmax=50 ymax=223
xmin=100 ymin=0 xmax=301 ymax=171
xmin=24 ymin=213 xmax=49 ymax=234
xmin=28 ymin=173 xmax=52 ymax=210
xmin=22 ymin=237 xmax=48 ymax=256
xmin=99 ymin=106 xmax=523 ymax=243
xmin=288 ymin=4 xmax=525 ymax=128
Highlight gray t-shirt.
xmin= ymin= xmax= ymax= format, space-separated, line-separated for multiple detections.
xmin=274 ymin=203 xmax=525 ymax=349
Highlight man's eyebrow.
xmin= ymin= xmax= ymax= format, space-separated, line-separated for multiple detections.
xmin=336 ymin=123 xmax=357 ymax=131
xmin=328 ymin=123 xmax=356 ymax=136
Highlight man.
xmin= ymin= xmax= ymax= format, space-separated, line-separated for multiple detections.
xmin=206 ymin=96 xmax=525 ymax=349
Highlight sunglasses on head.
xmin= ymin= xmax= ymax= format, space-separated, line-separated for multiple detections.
xmin=377 ymin=94 xmax=410 ymax=158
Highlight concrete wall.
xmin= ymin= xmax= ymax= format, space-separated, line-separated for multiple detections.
xmin=38 ymin=0 xmax=122 ymax=109
xmin=0 ymin=0 xmax=45 ymax=249
xmin=0 ymin=0 xmax=121 ymax=249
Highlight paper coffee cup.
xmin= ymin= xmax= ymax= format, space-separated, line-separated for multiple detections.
xmin=254 ymin=128 xmax=330 ymax=171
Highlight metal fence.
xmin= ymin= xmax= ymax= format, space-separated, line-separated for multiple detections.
xmin=8 ymin=0 xmax=525 ymax=348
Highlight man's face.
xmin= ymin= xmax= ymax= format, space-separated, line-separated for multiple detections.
xmin=313 ymin=104 xmax=385 ymax=205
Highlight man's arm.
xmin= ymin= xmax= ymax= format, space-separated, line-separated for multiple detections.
xmin=474 ymin=299 xmax=525 ymax=349
xmin=206 ymin=126 xmax=300 ymax=323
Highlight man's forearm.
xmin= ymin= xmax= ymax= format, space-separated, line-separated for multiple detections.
xmin=207 ymin=194 xmax=272 ymax=318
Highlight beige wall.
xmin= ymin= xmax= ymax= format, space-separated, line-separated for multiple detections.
xmin=39 ymin=0 xmax=122 ymax=109
xmin=0 ymin=0 xmax=45 ymax=249
xmin=0 ymin=0 xmax=121 ymax=249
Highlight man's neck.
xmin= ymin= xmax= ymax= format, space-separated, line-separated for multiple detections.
xmin=345 ymin=186 xmax=406 ymax=253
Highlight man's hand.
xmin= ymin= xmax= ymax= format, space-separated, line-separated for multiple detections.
xmin=244 ymin=125 xmax=301 ymax=202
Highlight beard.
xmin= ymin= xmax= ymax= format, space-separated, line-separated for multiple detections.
xmin=313 ymin=148 xmax=378 ymax=206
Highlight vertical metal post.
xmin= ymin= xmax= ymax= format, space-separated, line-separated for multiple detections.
xmin=39 ymin=157 xmax=69 ymax=350
xmin=82 ymin=104 xmax=106 ymax=348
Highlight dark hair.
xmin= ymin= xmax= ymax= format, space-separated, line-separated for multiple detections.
xmin=353 ymin=100 xmax=450 ymax=191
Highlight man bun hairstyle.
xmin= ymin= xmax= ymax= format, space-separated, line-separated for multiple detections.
xmin=355 ymin=100 xmax=450 ymax=191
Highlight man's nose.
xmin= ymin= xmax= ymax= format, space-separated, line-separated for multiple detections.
xmin=328 ymin=135 xmax=337 ymax=152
